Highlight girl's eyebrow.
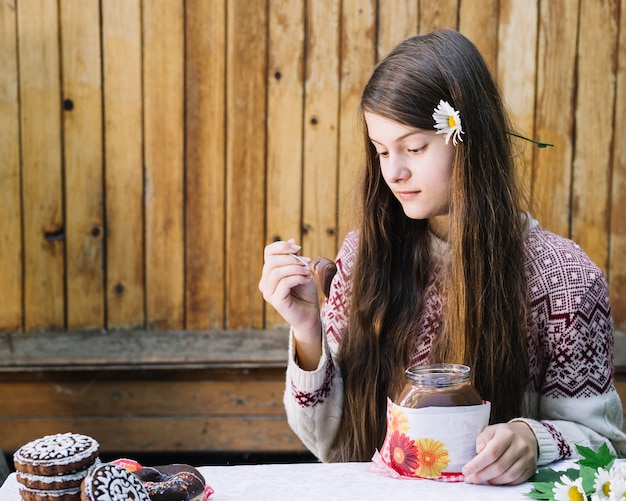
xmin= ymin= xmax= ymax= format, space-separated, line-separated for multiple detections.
xmin=369 ymin=129 xmax=426 ymax=145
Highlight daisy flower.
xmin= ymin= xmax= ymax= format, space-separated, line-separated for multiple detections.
xmin=413 ymin=437 xmax=450 ymax=479
xmin=593 ymin=467 xmax=612 ymax=499
xmin=432 ymin=100 xmax=464 ymax=146
xmin=388 ymin=405 xmax=410 ymax=435
xmin=608 ymin=475 xmax=626 ymax=500
xmin=553 ymin=474 xmax=586 ymax=501
xmin=388 ymin=431 xmax=420 ymax=476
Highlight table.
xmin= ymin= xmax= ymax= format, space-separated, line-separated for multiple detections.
xmin=0 ymin=461 xmax=548 ymax=500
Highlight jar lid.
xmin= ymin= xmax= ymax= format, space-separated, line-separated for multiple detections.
xmin=405 ymin=363 xmax=471 ymax=387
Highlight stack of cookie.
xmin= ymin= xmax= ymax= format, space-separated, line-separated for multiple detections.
xmin=13 ymin=432 xmax=100 ymax=501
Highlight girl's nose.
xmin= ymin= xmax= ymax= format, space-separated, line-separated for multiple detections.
xmin=386 ymin=154 xmax=410 ymax=183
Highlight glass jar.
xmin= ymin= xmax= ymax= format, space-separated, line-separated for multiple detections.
xmin=396 ymin=363 xmax=482 ymax=408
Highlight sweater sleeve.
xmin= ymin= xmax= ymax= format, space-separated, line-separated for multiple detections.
xmin=283 ymin=327 xmax=343 ymax=462
xmin=516 ymin=244 xmax=626 ymax=465
xmin=282 ymin=232 xmax=357 ymax=462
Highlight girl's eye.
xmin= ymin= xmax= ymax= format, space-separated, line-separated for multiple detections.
xmin=408 ymin=146 xmax=425 ymax=154
xmin=376 ymin=151 xmax=389 ymax=158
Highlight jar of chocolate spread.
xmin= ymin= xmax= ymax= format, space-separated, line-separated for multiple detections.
xmin=396 ymin=363 xmax=482 ymax=408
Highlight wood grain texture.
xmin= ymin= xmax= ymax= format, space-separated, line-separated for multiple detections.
xmin=571 ymin=0 xmax=618 ymax=273
xmin=0 ymin=417 xmax=305 ymax=453
xmin=609 ymin=1 xmax=626 ymax=327
xmin=302 ymin=0 xmax=341 ymax=261
xmin=265 ymin=0 xmax=306 ymax=327
xmin=17 ymin=0 xmax=65 ymax=330
xmin=225 ymin=0 xmax=268 ymax=329
xmin=0 ymin=367 xmax=305 ymax=454
xmin=185 ymin=0 xmax=227 ymax=330
xmin=60 ymin=0 xmax=104 ymax=329
xmin=0 ymin=329 xmax=289 ymax=370
xmin=143 ymin=2 xmax=185 ymax=329
xmin=532 ymin=0 xmax=578 ymax=236
xmin=376 ymin=0 xmax=419 ymax=61
xmin=337 ymin=0 xmax=376 ymax=243
xmin=102 ymin=0 xmax=145 ymax=329
xmin=418 ymin=0 xmax=458 ymax=32
xmin=497 ymin=0 xmax=539 ymax=199
xmin=458 ymin=0 xmax=498 ymax=74
xmin=0 ymin=1 xmax=625 ymax=332
xmin=0 ymin=0 xmax=22 ymax=330
xmin=0 ymin=376 xmax=286 ymax=417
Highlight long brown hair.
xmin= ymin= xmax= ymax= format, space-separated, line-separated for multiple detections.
xmin=332 ymin=30 xmax=530 ymax=462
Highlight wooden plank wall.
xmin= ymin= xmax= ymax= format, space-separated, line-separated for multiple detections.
xmin=0 ymin=0 xmax=624 ymax=334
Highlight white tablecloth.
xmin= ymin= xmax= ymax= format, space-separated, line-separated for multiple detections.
xmin=0 ymin=460 xmax=558 ymax=500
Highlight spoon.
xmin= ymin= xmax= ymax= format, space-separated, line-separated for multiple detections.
xmin=290 ymin=254 xmax=310 ymax=268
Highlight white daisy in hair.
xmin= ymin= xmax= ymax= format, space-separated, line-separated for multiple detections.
xmin=432 ymin=99 xmax=464 ymax=146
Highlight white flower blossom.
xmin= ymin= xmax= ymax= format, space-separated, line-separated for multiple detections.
xmin=553 ymin=474 xmax=586 ymax=501
xmin=432 ymin=100 xmax=464 ymax=146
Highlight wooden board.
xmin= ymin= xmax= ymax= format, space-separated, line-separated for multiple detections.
xmin=0 ymin=368 xmax=304 ymax=454
xmin=225 ymin=0 xmax=268 ymax=329
xmin=337 ymin=0 xmax=376 ymax=244
xmin=0 ymin=329 xmax=289 ymax=370
xmin=0 ymin=417 xmax=305 ymax=454
xmin=0 ymin=373 xmax=286 ymax=417
xmin=458 ymin=0 xmax=498 ymax=73
xmin=17 ymin=0 xmax=65 ymax=331
xmin=0 ymin=0 xmax=22 ymax=330
xmin=185 ymin=0 xmax=227 ymax=330
xmin=609 ymin=0 xmax=626 ymax=327
xmin=264 ymin=0 xmax=306 ymax=327
xmin=532 ymin=0 xmax=578 ymax=236
xmin=302 ymin=0 xmax=341 ymax=261
xmin=497 ymin=0 xmax=538 ymax=199
xmin=143 ymin=2 xmax=185 ymax=330
xmin=376 ymin=0 xmax=418 ymax=61
xmin=571 ymin=0 xmax=618 ymax=273
xmin=418 ymin=0 xmax=458 ymax=32
xmin=60 ymin=0 xmax=104 ymax=329
xmin=102 ymin=0 xmax=145 ymax=328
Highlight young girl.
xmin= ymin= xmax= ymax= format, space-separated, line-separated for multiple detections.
xmin=259 ymin=29 xmax=626 ymax=485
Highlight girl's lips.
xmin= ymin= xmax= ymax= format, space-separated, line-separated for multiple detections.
xmin=396 ymin=190 xmax=420 ymax=200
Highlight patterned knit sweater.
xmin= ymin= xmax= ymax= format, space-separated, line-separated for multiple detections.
xmin=284 ymin=217 xmax=626 ymax=465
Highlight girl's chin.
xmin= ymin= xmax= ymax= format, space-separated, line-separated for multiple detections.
xmin=400 ymin=207 xmax=433 ymax=220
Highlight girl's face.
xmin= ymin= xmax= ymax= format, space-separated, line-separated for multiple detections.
xmin=365 ymin=112 xmax=456 ymax=225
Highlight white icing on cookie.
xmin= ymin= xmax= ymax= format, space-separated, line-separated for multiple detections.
xmin=14 ymin=433 xmax=99 ymax=467
xmin=19 ymin=485 xmax=81 ymax=497
xmin=83 ymin=463 xmax=151 ymax=501
xmin=17 ymin=458 xmax=101 ymax=486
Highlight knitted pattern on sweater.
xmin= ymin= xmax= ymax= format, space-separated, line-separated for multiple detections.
xmin=285 ymin=219 xmax=626 ymax=464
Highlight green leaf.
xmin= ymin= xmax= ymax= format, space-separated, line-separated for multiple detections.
xmin=531 ymin=468 xmax=577 ymax=483
xmin=525 ymin=481 xmax=557 ymax=500
xmin=579 ymin=464 xmax=598 ymax=494
xmin=576 ymin=443 xmax=615 ymax=470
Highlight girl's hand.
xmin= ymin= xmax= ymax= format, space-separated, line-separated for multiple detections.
xmin=462 ymin=421 xmax=538 ymax=485
xmin=258 ymin=239 xmax=321 ymax=340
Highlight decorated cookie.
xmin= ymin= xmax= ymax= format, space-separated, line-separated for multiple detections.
xmin=81 ymin=463 xmax=151 ymax=501
xmin=14 ymin=433 xmax=100 ymax=476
